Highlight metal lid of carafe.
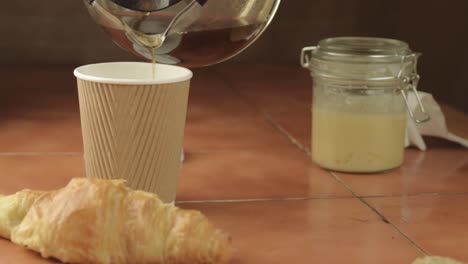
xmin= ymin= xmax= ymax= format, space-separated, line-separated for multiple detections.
xmin=109 ymin=0 xmax=184 ymax=12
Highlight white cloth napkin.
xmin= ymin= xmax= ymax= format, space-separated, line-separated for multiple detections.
xmin=405 ymin=91 xmax=468 ymax=150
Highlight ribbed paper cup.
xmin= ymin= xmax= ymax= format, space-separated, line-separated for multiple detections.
xmin=74 ymin=62 xmax=192 ymax=203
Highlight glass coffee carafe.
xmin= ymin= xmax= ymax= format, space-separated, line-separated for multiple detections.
xmin=84 ymin=0 xmax=281 ymax=67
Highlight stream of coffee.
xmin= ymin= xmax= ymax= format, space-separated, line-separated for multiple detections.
xmin=128 ymin=12 xmax=160 ymax=79
xmin=149 ymin=48 xmax=156 ymax=79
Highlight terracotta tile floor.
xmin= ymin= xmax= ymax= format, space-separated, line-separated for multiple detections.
xmin=0 ymin=64 xmax=467 ymax=263
xmin=367 ymin=194 xmax=468 ymax=261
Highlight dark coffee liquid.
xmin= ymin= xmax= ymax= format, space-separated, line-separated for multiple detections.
xmin=170 ymin=24 xmax=260 ymax=68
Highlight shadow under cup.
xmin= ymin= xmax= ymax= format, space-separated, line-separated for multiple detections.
xmin=74 ymin=62 xmax=193 ymax=203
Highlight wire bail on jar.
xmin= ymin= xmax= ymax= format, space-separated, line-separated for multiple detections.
xmin=300 ymin=46 xmax=316 ymax=69
xmin=397 ymin=54 xmax=431 ymax=123
xmin=301 ymin=45 xmax=431 ymax=124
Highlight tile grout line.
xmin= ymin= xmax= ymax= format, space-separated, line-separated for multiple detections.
xmin=359 ymin=191 xmax=468 ymax=199
xmin=262 ymin=112 xmax=311 ymax=155
xmin=4 ymin=113 xmax=79 ymax=119
xmin=214 ymin=69 xmax=313 ymax=155
xmin=214 ymin=68 xmax=316 ymax=156
xmin=176 ymin=196 xmax=350 ymax=205
xmin=0 ymin=152 xmax=82 ymax=156
xmin=328 ymin=171 xmax=429 ymax=256
xmin=212 ymin=68 xmax=262 ymax=113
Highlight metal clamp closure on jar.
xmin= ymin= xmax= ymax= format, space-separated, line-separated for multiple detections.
xmin=301 ymin=37 xmax=430 ymax=123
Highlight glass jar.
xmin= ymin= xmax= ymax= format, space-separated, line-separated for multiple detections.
xmin=301 ymin=37 xmax=430 ymax=173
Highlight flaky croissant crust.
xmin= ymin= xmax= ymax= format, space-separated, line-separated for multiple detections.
xmin=0 ymin=178 xmax=232 ymax=264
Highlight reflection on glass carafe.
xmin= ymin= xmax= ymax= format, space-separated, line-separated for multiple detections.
xmin=84 ymin=0 xmax=281 ymax=67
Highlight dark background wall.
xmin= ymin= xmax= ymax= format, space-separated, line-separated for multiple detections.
xmin=1 ymin=0 xmax=467 ymax=112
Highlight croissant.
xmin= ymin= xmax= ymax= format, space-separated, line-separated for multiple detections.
xmin=0 ymin=178 xmax=232 ymax=264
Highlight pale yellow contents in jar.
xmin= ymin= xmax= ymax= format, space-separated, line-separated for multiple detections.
xmin=312 ymin=108 xmax=407 ymax=173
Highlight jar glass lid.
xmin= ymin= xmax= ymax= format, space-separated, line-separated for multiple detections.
xmin=313 ymin=37 xmax=413 ymax=63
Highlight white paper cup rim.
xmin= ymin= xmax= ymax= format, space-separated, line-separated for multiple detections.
xmin=74 ymin=62 xmax=193 ymax=85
